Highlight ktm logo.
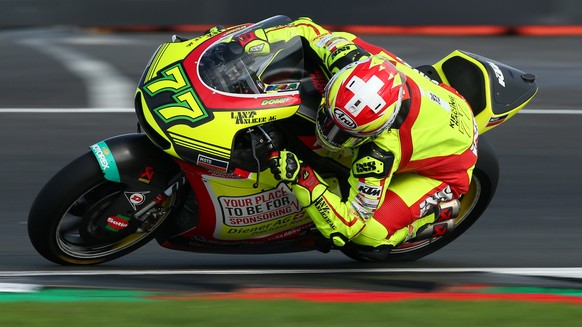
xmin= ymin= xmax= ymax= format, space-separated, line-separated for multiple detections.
xmin=355 ymin=161 xmax=376 ymax=173
xmin=358 ymin=185 xmax=381 ymax=196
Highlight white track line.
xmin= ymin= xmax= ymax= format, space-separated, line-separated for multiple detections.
xmin=1 ymin=267 xmax=582 ymax=279
xmin=0 ymin=283 xmax=42 ymax=293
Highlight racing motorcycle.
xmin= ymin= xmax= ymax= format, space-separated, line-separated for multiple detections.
xmin=28 ymin=15 xmax=538 ymax=265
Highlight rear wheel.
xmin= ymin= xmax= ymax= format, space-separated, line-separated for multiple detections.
xmin=28 ymin=152 xmax=180 ymax=265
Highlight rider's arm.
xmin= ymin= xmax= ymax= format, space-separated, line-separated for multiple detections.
xmin=298 ymin=140 xmax=401 ymax=246
xmin=264 ymin=17 xmax=370 ymax=76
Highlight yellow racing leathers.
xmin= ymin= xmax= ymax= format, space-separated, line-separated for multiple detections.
xmin=265 ymin=18 xmax=478 ymax=248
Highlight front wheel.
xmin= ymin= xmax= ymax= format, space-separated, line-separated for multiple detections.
xmin=28 ymin=152 xmax=180 ymax=265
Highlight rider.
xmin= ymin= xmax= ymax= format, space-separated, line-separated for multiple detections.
xmin=247 ymin=17 xmax=479 ymax=253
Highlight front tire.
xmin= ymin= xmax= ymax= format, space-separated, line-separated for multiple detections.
xmin=28 ymin=152 xmax=179 ymax=265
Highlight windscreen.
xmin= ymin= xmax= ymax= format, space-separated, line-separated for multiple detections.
xmin=199 ymin=16 xmax=305 ymax=95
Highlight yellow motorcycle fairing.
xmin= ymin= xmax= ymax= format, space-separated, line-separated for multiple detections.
xmin=424 ymin=50 xmax=538 ymax=134
xmin=134 ymin=16 xmax=306 ymax=174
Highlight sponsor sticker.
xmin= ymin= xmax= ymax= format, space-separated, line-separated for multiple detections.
xmin=265 ymin=83 xmax=299 ymax=92
xmin=426 ymin=91 xmax=450 ymax=112
xmin=353 ymin=157 xmax=383 ymax=176
xmin=219 ymin=183 xmax=301 ymax=227
xmin=352 ymin=181 xmax=383 ymax=219
xmin=486 ymin=114 xmax=508 ymax=127
xmin=432 ymin=222 xmax=449 ymax=237
xmin=314 ymin=197 xmax=337 ymax=230
xmin=487 ymin=61 xmax=506 ymax=87
xmin=357 ymin=181 xmax=382 ymax=197
xmin=105 ymin=215 xmax=131 ymax=232
xmin=90 ymin=141 xmax=120 ymax=182
xmin=260 ymin=97 xmax=291 ymax=106
xmin=248 ymin=43 xmax=265 ymax=53
xmin=197 ymin=154 xmax=229 ymax=173
xmin=333 ymin=108 xmax=357 ymax=129
xmin=138 ymin=166 xmax=155 ymax=184
xmin=124 ymin=191 xmax=150 ymax=210
xmin=314 ymin=34 xmax=334 ymax=48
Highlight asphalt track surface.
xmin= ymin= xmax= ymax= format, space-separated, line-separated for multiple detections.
xmin=1 ymin=27 xmax=582 ymax=292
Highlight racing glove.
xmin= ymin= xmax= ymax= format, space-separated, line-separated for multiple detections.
xmin=269 ymin=151 xmax=328 ymax=207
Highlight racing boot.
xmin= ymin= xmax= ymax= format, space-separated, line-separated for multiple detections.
xmin=386 ymin=199 xmax=461 ymax=246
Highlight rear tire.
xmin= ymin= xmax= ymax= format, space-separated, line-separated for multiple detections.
xmin=28 ymin=152 xmax=179 ymax=265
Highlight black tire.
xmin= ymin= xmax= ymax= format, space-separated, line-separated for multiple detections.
xmin=341 ymin=136 xmax=499 ymax=262
xmin=28 ymin=152 xmax=179 ymax=265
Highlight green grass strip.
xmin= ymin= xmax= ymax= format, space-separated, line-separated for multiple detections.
xmin=1 ymin=299 xmax=582 ymax=326
xmin=485 ymin=286 xmax=582 ymax=297
xmin=0 ymin=289 xmax=158 ymax=302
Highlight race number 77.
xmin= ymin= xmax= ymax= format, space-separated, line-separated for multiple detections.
xmin=143 ymin=63 xmax=208 ymax=123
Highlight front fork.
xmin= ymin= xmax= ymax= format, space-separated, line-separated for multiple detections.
xmin=132 ymin=173 xmax=187 ymax=232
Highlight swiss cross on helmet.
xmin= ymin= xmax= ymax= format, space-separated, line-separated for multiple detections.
xmin=316 ymin=56 xmax=405 ymax=151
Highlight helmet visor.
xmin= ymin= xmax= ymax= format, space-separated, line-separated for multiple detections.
xmin=316 ymin=108 xmax=369 ymax=151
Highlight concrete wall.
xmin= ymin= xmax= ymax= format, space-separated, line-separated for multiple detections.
xmin=2 ymin=0 xmax=582 ymax=28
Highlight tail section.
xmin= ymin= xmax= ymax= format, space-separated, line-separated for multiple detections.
xmin=417 ymin=50 xmax=538 ymax=134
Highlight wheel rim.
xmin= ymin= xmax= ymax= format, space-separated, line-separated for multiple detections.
xmin=55 ymin=181 xmax=175 ymax=261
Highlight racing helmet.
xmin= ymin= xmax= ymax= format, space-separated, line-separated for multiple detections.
xmin=316 ymin=55 xmax=406 ymax=151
